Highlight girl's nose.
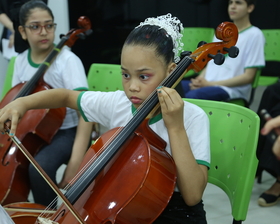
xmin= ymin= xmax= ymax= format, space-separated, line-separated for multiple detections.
xmin=40 ymin=26 xmax=48 ymax=35
xmin=129 ymin=80 xmax=140 ymax=92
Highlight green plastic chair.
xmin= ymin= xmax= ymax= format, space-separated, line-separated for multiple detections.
xmin=181 ymin=27 xmax=215 ymax=78
xmin=87 ymin=63 xmax=123 ymax=92
xmin=87 ymin=63 xmax=123 ymax=142
xmin=184 ymin=98 xmax=259 ymax=224
xmin=257 ymin=29 xmax=280 ymax=86
xmin=1 ymin=56 xmax=16 ymax=100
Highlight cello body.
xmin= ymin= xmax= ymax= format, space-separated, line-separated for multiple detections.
xmin=4 ymin=202 xmax=54 ymax=224
xmin=38 ymin=121 xmax=176 ymax=223
xmin=0 ymin=81 xmax=66 ymax=205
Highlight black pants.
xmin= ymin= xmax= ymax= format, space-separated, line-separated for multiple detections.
xmin=28 ymin=127 xmax=76 ymax=208
xmin=153 ymin=192 xmax=207 ymax=224
xmin=257 ymin=82 xmax=280 ymax=178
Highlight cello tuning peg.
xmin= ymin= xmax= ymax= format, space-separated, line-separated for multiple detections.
xmin=208 ymin=53 xmax=225 ymax=65
xmin=223 ymin=46 xmax=239 ymax=58
xmin=85 ymin=29 xmax=93 ymax=36
xmin=197 ymin=41 xmax=207 ymax=48
xmin=180 ymin=51 xmax=192 ymax=59
xmin=59 ymin=34 xmax=65 ymax=39
xmin=77 ymin=33 xmax=86 ymax=40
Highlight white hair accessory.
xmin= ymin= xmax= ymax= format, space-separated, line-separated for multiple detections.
xmin=136 ymin=13 xmax=184 ymax=63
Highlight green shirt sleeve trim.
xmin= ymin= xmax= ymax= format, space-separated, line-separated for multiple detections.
xmin=245 ymin=65 xmax=265 ymax=69
xmin=74 ymin=87 xmax=89 ymax=91
xmin=197 ymin=160 xmax=210 ymax=169
xmin=77 ymin=91 xmax=89 ymax=122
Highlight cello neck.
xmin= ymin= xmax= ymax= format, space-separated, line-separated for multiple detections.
xmin=14 ymin=35 xmax=70 ymax=99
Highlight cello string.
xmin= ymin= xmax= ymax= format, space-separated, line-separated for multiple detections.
xmin=62 ymin=128 xmax=124 ymax=197
xmin=37 ymin=199 xmax=57 ymax=220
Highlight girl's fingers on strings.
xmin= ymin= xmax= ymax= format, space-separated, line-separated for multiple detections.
xmin=157 ymin=87 xmax=168 ymax=110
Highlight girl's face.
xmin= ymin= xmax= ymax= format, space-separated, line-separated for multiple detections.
xmin=121 ymin=44 xmax=175 ymax=108
xmin=228 ymin=0 xmax=254 ymax=22
xmin=19 ymin=8 xmax=55 ymax=53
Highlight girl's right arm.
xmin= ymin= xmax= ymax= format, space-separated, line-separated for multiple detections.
xmin=0 ymin=88 xmax=80 ymax=135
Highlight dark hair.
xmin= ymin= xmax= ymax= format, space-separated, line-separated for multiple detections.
xmin=229 ymin=0 xmax=256 ymax=6
xmin=19 ymin=0 xmax=54 ymax=25
xmin=123 ymin=25 xmax=175 ymax=64
xmin=245 ymin=0 xmax=256 ymax=5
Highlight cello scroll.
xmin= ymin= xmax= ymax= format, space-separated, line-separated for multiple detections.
xmin=183 ymin=21 xmax=239 ymax=74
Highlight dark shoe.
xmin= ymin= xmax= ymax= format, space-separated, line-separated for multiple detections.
xmin=258 ymin=179 xmax=280 ymax=207
xmin=258 ymin=192 xmax=280 ymax=206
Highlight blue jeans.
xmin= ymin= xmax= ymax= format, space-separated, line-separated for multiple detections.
xmin=181 ymin=80 xmax=230 ymax=101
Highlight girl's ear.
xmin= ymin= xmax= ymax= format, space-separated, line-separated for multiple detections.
xmin=248 ymin=4 xmax=255 ymax=14
xmin=168 ymin=62 xmax=177 ymax=74
xmin=18 ymin=26 xmax=27 ymax=40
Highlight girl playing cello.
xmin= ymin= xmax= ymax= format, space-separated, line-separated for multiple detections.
xmin=0 ymin=13 xmax=210 ymax=223
xmin=2 ymin=0 xmax=92 ymax=208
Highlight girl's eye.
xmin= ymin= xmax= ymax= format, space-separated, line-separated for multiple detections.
xmin=31 ymin=25 xmax=39 ymax=30
xmin=122 ymin=73 xmax=130 ymax=79
xmin=139 ymin=74 xmax=149 ymax=80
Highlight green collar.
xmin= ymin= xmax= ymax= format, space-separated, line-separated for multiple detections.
xmin=239 ymin=25 xmax=253 ymax=34
xmin=28 ymin=49 xmax=40 ymax=68
xmin=131 ymin=104 xmax=162 ymax=125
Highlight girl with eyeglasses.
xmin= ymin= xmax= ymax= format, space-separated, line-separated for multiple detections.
xmin=9 ymin=0 xmax=92 ymax=208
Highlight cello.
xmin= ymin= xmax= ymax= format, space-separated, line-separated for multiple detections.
xmin=5 ymin=21 xmax=238 ymax=223
xmin=0 ymin=16 xmax=92 ymax=206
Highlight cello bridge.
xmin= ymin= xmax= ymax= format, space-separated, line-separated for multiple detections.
xmin=37 ymin=217 xmax=59 ymax=224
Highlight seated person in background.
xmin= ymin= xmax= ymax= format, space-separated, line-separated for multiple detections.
xmin=181 ymin=0 xmax=265 ymax=102
xmin=10 ymin=0 xmax=92 ymax=208
xmin=256 ymin=82 xmax=280 ymax=207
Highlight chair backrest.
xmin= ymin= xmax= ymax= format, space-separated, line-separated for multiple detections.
xmin=1 ymin=56 xmax=16 ymax=100
xmin=184 ymin=98 xmax=259 ymax=222
xmin=258 ymin=29 xmax=280 ymax=86
xmin=87 ymin=63 xmax=123 ymax=92
xmin=182 ymin=27 xmax=215 ymax=52
xmin=181 ymin=27 xmax=215 ymax=78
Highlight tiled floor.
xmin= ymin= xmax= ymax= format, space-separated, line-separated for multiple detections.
xmin=28 ymin=85 xmax=280 ymax=224
xmin=204 ymin=171 xmax=279 ymax=224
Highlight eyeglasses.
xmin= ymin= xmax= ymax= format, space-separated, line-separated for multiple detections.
xmin=24 ymin=23 xmax=57 ymax=34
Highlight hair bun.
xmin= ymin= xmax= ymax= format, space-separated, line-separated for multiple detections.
xmin=136 ymin=13 xmax=184 ymax=63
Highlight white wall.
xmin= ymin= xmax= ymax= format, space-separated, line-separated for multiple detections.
xmin=0 ymin=24 xmax=9 ymax=96
xmin=0 ymin=0 xmax=69 ymax=96
xmin=48 ymin=0 xmax=69 ymax=45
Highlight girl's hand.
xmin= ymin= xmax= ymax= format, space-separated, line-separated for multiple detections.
xmin=190 ymin=76 xmax=210 ymax=90
xmin=261 ymin=115 xmax=280 ymax=159
xmin=272 ymin=136 xmax=280 ymax=159
xmin=157 ymin=86 xmax=184 ymax=131
xmin=0 ymin=99 xmax=27 ymax=136
xmin=58 ymin=161 xmax=80 ymax=189
xmin=8 ymin=33 xmax=15 ymax=48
